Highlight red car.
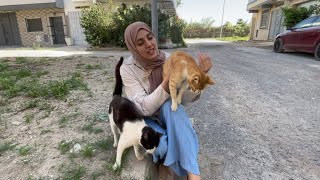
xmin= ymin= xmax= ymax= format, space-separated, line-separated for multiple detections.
xmin=274 ymin=15 xmax=320 ymax=61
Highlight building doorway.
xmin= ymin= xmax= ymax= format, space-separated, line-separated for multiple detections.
xmin=49 ymin=16 xmax=65 ymax=44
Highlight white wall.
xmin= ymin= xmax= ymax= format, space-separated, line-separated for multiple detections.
xmin=0 ymin=0 xmax=56 ymax=6
xmin=63 ymin=0 xmax=79 ymax=14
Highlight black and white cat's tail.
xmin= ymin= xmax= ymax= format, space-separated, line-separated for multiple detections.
xmin=113 ymin=57 xmax=124 ymax=97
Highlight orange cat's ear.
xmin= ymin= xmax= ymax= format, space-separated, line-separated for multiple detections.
xmin=207 ymin=76 xmax=215 ymax=85
xmin=192 ymin=75 xmax=200 ymax=84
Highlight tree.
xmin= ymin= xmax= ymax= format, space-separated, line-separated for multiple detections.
xmin=282 ymin=6 xmax=314 ymax=28
xmin=177 ymin=0 xmax=182 ymax=7
xmin=81 ymin=3 xmax=185 ymax=47
xmin=234 ymin=19 xmax=250 ymax=37
xmin=310 ymin=0 xmax=320 ymax=15
xmin=200 ymin=17 xmax=215 ymax=28
xmin=80 ymin=4 xmax=113 ymax=46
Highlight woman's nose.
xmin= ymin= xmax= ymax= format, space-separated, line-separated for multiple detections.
xmin=145 ymin=40 xmax=152 ymax=47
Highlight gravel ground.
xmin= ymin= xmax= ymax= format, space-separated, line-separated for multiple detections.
xmin=0 ymin=56 xmax=125 ymax=180
xmin=1 ymin=40 xmax=319 ymax=180
xmin=185 ymin=41 xmax=320 ymax=180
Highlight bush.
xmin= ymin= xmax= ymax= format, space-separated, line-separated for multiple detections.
xmin=110 ymin=4 xmax=152 ymax=47
xmin=183 ymin=18 xmax=250 ymax=38
xmin=282 ymin=6 xmax=314 ymax=29
xmin=81 ymin=3 xmax=185 ymax=47
xmin=169 ymin=16 xmax=186 ymax=46
xmin=80 ymin=4 xmax=113 ymax=46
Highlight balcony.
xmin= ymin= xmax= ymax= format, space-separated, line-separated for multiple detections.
xmin=0 ymin=0 xmax=64 ymax=11
xmin=159 ymin=0 xmax=177 ymax=15
xmin=247 ymin=0 xmax=284 ymax=12
xmin=71 ymin=0 xmax=108 ymax=7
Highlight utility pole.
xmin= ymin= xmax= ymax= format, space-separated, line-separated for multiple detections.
xmin=219 ymin=0 xmax=226 ymax=38
xmin=151 ymin=0 xmax=158 ymax=43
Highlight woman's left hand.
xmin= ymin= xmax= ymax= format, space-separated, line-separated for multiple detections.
xmin=198 ymin=52 xmax=213 ymax=74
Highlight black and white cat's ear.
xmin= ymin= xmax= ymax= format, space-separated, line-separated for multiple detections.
xmin=142 ymin=132 xmax=149 ymax=140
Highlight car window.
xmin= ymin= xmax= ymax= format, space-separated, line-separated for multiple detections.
xmin=311 ymin=17 xmax=320 ymax=27
xmin=293 ymin=16 xmax=317 ymax=29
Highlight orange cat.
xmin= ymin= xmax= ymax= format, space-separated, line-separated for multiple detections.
xmin=163 ymin=51 xmax=215 ymax=111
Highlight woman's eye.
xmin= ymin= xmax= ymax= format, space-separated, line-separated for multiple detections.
xmin=147 ymin=36 xmax=153 ymax=40
xmin=136 ymin=41 xmax=144 ymax=46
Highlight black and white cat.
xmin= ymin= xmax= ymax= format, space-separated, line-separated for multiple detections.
xmin=108 ymin=57 xmax=162 ymax=169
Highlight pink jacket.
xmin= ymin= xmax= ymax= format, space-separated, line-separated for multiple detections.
xmin=120 ymin=52 xmax=201 ymax=116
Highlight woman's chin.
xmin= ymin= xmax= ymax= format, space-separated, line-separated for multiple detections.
xmin=146 ymin=53 xmax=158 ymax=60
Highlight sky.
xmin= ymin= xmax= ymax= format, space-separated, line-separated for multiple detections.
xmin=176 ymin=0 xmax=252 ymax=26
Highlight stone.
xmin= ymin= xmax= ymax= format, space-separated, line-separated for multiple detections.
xmin=70 ymin=143 xmax=82 ymax=153
xmin=11 ymin=121 xmax=22 ymax=126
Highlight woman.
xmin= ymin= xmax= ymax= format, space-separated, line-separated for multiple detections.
xmin=120 ymin=22 xmax=212 ymax=180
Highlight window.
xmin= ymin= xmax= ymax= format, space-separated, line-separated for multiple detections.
xmin=26 ymin=18 xmax=43 ymax=32
xmin=311 ymin=17 xmax=320 ymax=27
xmin=293 ymin=16 xmax=317 ymax=29
xmin=260 ymin=9 xmax=269 ymax=29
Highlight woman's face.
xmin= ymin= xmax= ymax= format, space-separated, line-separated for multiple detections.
xmin=135 ymin=29 xmax=158 ymax=60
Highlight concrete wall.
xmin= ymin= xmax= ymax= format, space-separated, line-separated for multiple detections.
xmin=251 ymin=7 xmax=275 ymax=40
xmin=0 ymin=0 xmax=56 ymax=6
xmin=63 ymin=0 xmax=148 ymax=15
xmin=16 ymin=8 xmax=66 ymax=47
xmin=248 ymin=0 xmax=317 ymax=40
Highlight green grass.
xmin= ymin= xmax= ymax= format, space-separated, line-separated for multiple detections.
xmin=0 ymin=61 xmax=89 ymax=99
xmin=60 ymin=165 xmax=86 ymax=180
xmin=22 ymin=99 xmax=39 ymax=109
xmin=16 ymin=57 xmax=28 ymax=64
xmin=91 ymin=171 xmax=106 ymax=180
xmin=105 ymin=148 xmax=130 ymax=175
xmin=64 ymin=56 xmax=74 ymax=60
xmin=21 ymin=99 xmax=53 ymax=114
xmin=37 ymin=101 xmax=53 ymax=112
xmin=0 ymin=142 xmax=17 ymax=155
xmin=58 ymin=140 xmax=73 ymax=154
xmin=24 ymin=114 xmax=34 ymax=124
xmin=76 ymin=63 xmax=102 ymax=70
xmin=16 ymin=69 xmax=32 ymax=78
xmin=81 ymin=144 xmax=94 ymax=158
xmin=0 ymin=98 xmax=7 ymax=107
xmin=18 ymin=146 xmax=32 ymax=156
xmin=59 ymin=113 xmax=81 ymax=128
xmin=85 ymin=64 xmax=102 ymax=70
xmin=215 ymin=36 xmax=250 ymax=42
xmin=40 ymin=129 xmax=52 ymax=135
xmin=82 ymin=122 xmax=104 ymax=134
xmin=34 ymin=70 xmax=49 ymax=78
xmin=93 ymin=139 xmax=113 ymax=151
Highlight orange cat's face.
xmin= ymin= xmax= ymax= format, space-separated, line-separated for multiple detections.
xmin=188 ymin=73 xmax=215 ymax=93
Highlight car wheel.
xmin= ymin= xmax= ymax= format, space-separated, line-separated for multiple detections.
xmin=315 ymin=43 xmax=320 ymax=61
xmin=274 ymin=38 xmax=284 ymax=53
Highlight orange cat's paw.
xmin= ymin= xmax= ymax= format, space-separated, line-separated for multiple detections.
xmin=171 ymin=103 xmax=178 ymax=111
xmin=177 ymin=98 xmax=181 ymax=105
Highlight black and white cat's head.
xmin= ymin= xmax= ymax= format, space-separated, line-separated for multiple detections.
xmin=140 ymin=126 xmax=162 ymax=154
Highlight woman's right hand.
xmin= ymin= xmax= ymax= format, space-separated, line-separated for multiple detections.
xmin=161 ymin=75 xmax=170 ymax=93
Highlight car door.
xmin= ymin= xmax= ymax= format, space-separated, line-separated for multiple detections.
xmin=284 ymin=16 xmax=317 ymax=50
xmin=298 ymin=16 xmax=320 ymax=52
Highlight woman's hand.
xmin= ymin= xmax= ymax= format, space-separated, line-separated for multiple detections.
xmin=161 ymin=74 xmax=170 ymax=93
xmin=198 ymin=52 xmax=213 ymax=73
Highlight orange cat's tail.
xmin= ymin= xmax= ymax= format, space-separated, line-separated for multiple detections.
xmin=113 ymin=57 xmax=124 ymax=96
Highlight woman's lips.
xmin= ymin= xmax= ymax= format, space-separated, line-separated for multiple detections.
xmin=147 ymin=48 xmax=155 ymax=55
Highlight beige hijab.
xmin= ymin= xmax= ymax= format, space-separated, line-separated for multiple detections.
xmin=124 ymin=22 xmax=166 ymax=93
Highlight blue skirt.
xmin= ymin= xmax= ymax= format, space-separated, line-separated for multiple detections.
xmin=144 ymin=99 xmax=200 ymax=176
